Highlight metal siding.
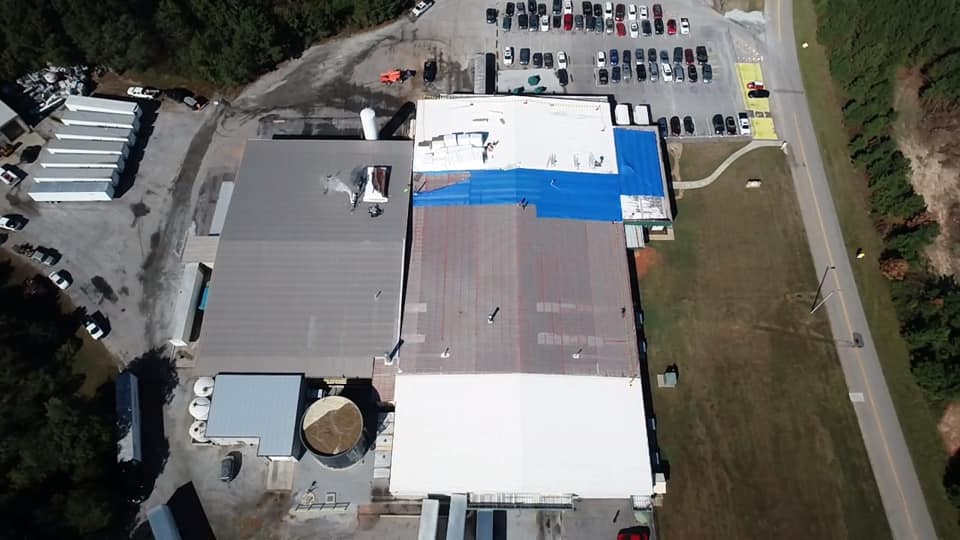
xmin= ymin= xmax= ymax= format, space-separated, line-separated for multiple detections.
xmin=417 ymin=499 xmax=440 ymax=540
xmin=446 ymin=494 xmax=467 ymax=540
xmin=204 ymin=374 xmax=304 ymax=457
xmin=199 ymin=140 xmax=412 ymax=378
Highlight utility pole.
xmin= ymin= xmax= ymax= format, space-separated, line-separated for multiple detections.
xmin=810 ymin=265 xmax=836 ymax=314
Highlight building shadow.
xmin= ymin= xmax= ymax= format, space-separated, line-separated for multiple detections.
xmin=659 ymin=137 xmax=679 ymax=220
xmin=378 ymin=101 xmax=416 ymax=140
xmin=108 ymin=98 xmax=161 ymax=198
xmin=167 ymin=482 xmax=217 ymax=540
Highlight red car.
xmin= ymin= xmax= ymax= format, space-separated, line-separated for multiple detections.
xmin=652 ymin=3 xmax=662 ymax=18
xmin=617 ymin=530 xmax=650 ymax=540
xmin=616 ymin=22 xmax=626 ymax=36
xmin=563 ymin=13 xmax=573 ymax=30
xmin=667 ymin=18 xmax=676 ymax=35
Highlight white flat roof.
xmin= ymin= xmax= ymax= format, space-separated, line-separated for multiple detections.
xmin=389 ymin=373 xmax=654 ymax=499
xmin=413 ymin=96 xmax=619 ymax=175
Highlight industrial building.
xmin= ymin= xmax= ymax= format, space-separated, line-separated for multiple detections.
xmin=28 ymin=95 xmax=141 ymax=202
xmin=184 ymin=97 xmax=669 ymax=530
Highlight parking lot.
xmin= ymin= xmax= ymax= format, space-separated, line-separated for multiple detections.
xmin=492 ymin=0 xmax=754 ymax=138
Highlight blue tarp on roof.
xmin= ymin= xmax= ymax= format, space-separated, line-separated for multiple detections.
xmin=413 ymin=127 xmax=664 ymax=221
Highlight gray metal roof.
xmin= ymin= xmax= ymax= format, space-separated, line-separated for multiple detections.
xmin=204 ymin=374 xmax=304 ymax=457
xmin=400 ymin=205 xmax=640 ymax=376
xmin=199 ymin=139 xmax=412 ymax=378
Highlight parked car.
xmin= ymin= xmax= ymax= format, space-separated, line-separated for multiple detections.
xmin=31 ymin=247 xmax=60 ymax=266
xmin=504 ymin=47 xmax=514 ymax=65
xmin=748 ymin=89 xmax=770 ymax=98
xmin=630 ymin=22 xmax=638 ymax=37
xmin=586 ymin=14 xmax=596 ymax=30
xmin=648 ymin=61 xmax=658 ymax=81
xmin=685 ymin=48 xmax=695 ymax=64
xmin=623 ymin=49 xmax=631 ymax=65
xmin=518 ymin=1 xmax=526 ymax=12
xmin=85 ymin=318 xmax=105 ymax=340
xmin=594 ymin=15 xmax=604 ymax=31
xmin=520 ymin=47 xmax=531 ymax=65
xmin=659 ymin=49 xmax=669 ymax=63
xmin=674 ymin=62 xmax=683 ymax=82
xmin=654 ymin=18 xmax=663 ymax=34
xmin=606 ymin=17 xmax=614 ymax=33
xmin=538 ymin=3 xmax=547 ymax=16
xmin=622 ymin=63 xmax=631 ymax=81
xmin=687 ymin=64 xmax=698 ymax=82
xmin=683 ymin=116 xmax=695 ymax=135
xmin=639 ymin=4 xmax=648 ymax=18
xmin=637 ymin=63 xmax=646 ymax=81
xmin=0 ymin=214 xmax=26 ymax=231
xmin=652 ymin=3 xmax=662 ymax=18
xmin=541 ymin=15 xmax=550 ymax=30
xmin=557 ymin=51 xmax=568 ymax=68
xmin=553 ymin=0 xmax=562 ymax=14
xmin=669 ymin=116 xmax=681 ymax=136
xmin=0 ymin=164 xmax=25 ymax=186
xmin=696 ymin=45 xmax=708 ymax=64
xmin=604 ymin=1 xmax=613 ymax=18
xmin=126 ymin=86 xmax=160 ymax=99
xmin=598 ymin=68 xmax=609 ymax=84
xmin=544 ymin=52 xmax=554 ymax=68
xmin=557 ymin=68 xmax=569 ymax=86
xmin=519 ymin=13 xmax=529 ymax=28
xmin=564 ymin=13 xmax=574 ymax=30
xmin=597 ymin=50 xmax=607 ymax=67
xmin=661 ymin=62 xmax=672 ymax=81
xmin=503 ymin=15 xmax=512 ymax=30
xmin=553 ymin=14 xmax=562 ymax=28
xmin=702 ymin=63 xmax=713 ymax=83
xmin=726 ymin=116 xmax=737 ymax=135
xmin=48 ymin=270 xmax=72 ymax=290
xmin=673 ymin=47 xmax=683 ymax=64
xmin=680 ymin=17 xmax=690 ymax=34
xmin=411 ymin=0 xmax=434 ymax=17
xmin=575 ymin=14 xmax=584 ymax=30
xmin=533 ymin=52 xmax=543 ymax=67
xmin=641 ymin=19 xmax=652 ymax=35
xmin=648 ymin=48 xmax=657 ymax=62
xmin=667 ymin=18 xmax=676 ymax=35
xmin=582 ymin=1 xmax=593 ymax=14
xmin=594 ymin=2 xmax=603 ymax=17
xmin=486 ymin=8 xmax=498 ymax=23
xmin=656 ymin=117 xmax=668 ymax=137
xmin=615 ymin=3 xmax=625 ymax=20
xmin=507 ymin=2 xmax=516 ymax=15
xmin=617 ymin=528 xmax=651 ymax=540
xmin=612 ymin=66 xmax=621 ymax=83
xmin=610 ymin=49 xmax=619 ymax=65
xmin=712 ymin=114 xmax=725 ymax=134
xmin=738 ymin=112 xmax=752 ymax=136
xmin=529 ymin=0 xmax=537 ymax=12
xmin=423 ymin=60 xmax=437 ymax=82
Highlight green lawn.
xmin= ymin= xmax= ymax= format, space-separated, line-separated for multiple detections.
xmin=676 ymin=141 xmax=749 ymax=181
xmin=645 ymin=148 xmax=889 ymax=539
xmin=792 ymin=2 xmax=960 ymax=536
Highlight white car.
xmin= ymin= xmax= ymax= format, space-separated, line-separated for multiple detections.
xmin=48 ymin=270 xmax=72 ymax=290
xmin=85 ymin=318 xmax=105 ymax=340
xmin=661 ymin=63 xmax=673 ymax=82
xmin=597 ymin=50 xmax=607 ymax=67
xmin=0 ymin=165 xmax=25 ymax=186
xmin=504 ymin=47 xmax=514 ymax=65
xmin=630 ymin=22 xmax=639 ymax=37
xmin=738 ymin=112 xmax=752 ymax=136
xmin=680 ymin=17 xmax=690 ymax=35
xmin=557 ymin=51 xmax=568 ymax=69
xmin=540 ymin=15 xmax=550 ymax=31
xmin=564 ymin=0 xmax=573 ymax=14
xmin=639 ymin=4 xmax=648 ymax=18
xmin=125 ymin=86 xmax=160 ymax=100
xmin=0 ymin=214 xmax=26 ymax=231
xmin=411 ymin=0 xmax=434 ymax=17
xmin=628 ymin=4 xmax=637 ymax=20
xmin=604 ymin=1 xmax=613 ymax=18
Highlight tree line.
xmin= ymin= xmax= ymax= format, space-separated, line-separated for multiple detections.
xmin=813 ymin=0 xmax=960 ymax=521
xmin=0 ymin=0 xmax=411 ymax=87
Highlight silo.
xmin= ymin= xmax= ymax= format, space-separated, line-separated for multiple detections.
xmin=300 ymin=395 xmax=368 ymax=469
xmin=360 ymin=108 xmax=378 ymax=141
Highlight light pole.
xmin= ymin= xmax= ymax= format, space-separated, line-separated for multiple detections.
xmin=810 ymin=265 xmax=836 ymax=314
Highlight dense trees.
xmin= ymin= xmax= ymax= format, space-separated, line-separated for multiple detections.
xmin=0 ymin=261 xmax=125 ymax=538
xmin=0 ymin=0 xmax=411 ymax=86
xmin=814 ymin=0 xmax=960 ymax=517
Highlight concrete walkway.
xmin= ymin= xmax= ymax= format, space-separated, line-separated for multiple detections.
xmin=672 ymin=139 xmax=784 ymax=190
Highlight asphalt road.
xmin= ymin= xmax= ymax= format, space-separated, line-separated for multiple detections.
xmin=763 ymin=1 xmax=937 ymax=538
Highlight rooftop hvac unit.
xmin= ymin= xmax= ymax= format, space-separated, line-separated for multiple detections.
xmin=362 ymin=166 xmax=389 ymax=203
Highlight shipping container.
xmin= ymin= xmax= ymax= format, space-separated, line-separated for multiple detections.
xmin=40 ymin=152 xmax=126 ymax=170
xmin=46 ymin=139 xmax=130 ymax=157
xmin=55 ymin=126 xmax=136 ymax=144
xmin=29 ymin=181 xmax=115 ymax=202
xmin=61 ymin=110 xmax=140 ymax=130
xmin=65 ymin=95 xmax=141 ymax=117
xmin=32 ymin=168 xmax=119 ymax=184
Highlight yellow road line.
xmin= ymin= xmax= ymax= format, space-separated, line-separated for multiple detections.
xmin=792 ymin=112 xmax=919 ymax=540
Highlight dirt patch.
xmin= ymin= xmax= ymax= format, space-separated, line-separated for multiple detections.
xmin=633 ymin=248 xmax=662 ymax=279
xmin=894 ymin=70 xmax=960 ymax=276
xmin=938 ymin=403 xmax=960 ymax=455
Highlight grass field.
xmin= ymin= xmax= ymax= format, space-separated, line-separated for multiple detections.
xmin=792 ymin=2 xmax=960 ymax=536
xmin=0 ymin=249 xmax=118 ymax=395
xmin=643 ymin=148 xmax=890 ymax=539
xmin=676 ymin=141 xmax=748 ymax=181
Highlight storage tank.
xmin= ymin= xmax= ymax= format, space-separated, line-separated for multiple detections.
xmin=193 ymin=377 xmax=215 ymax=397
xmin=189 ymin=420 xmax=209 ymax=443
xmin=188 ymin=397 xmax=210 ymax=420
xmin=300 ymin=396 xmax=368 ymax=469
xmin=360 ymin=108 xmax=378 ymax=141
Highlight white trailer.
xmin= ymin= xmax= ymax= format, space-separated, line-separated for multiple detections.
xmin=65 ymin=95 xmax=141 ymax=118
xmin=614 ymin=103 xmax=632 ymax=126
xmin=40 ymin=152 xmax=126 ymax=170
xmin=46 ymin=139 xmax=130 ymax=157
xmin=61 ymin=111 xmax=140 ymax=130
xmin=29 ymin=181 xmax=115 ymax=202
xmin=632 ymin=104 xmax=651 ymax=125
xmin=55 ymin=126 xmax=136 ymax=145
xmin=33 ymin=168 xmax=120 ymax=184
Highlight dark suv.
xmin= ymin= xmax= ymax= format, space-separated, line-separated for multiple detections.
xmin=696 ymin=45 xmax=708 ymax=64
